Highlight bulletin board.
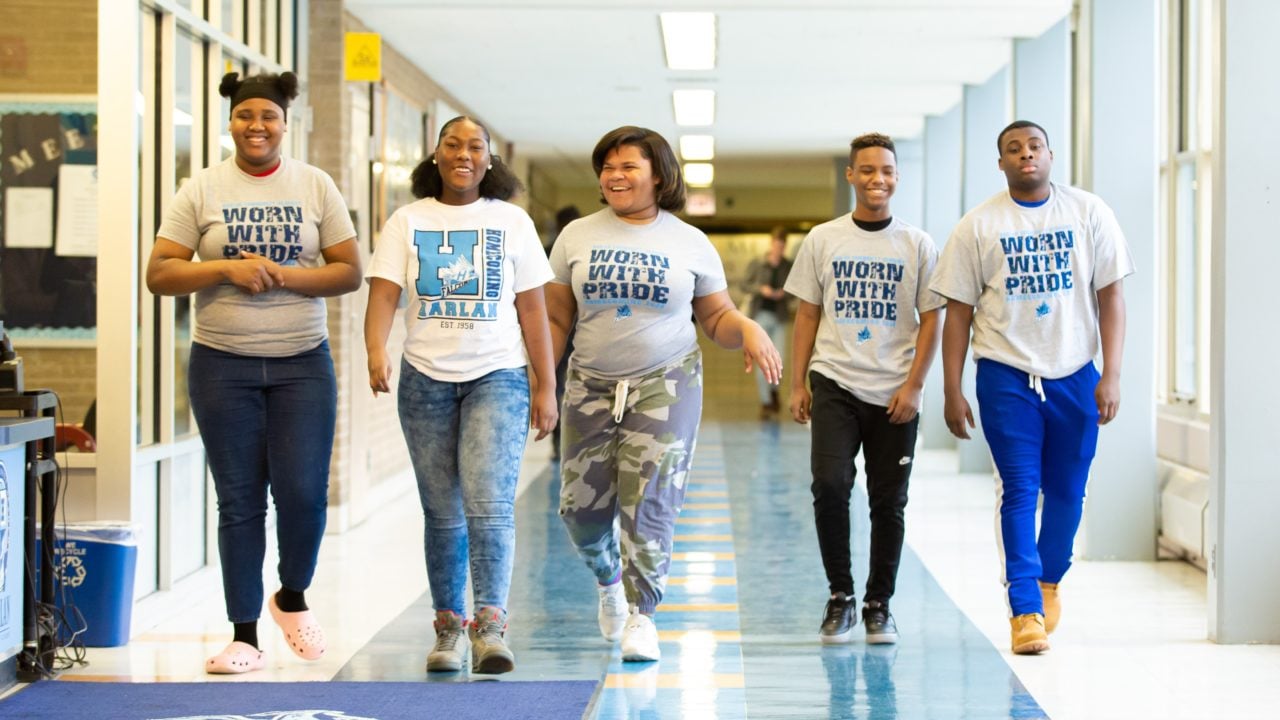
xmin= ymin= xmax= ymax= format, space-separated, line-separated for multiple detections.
xmin=0 ymin=101 xmax=98 ymax=330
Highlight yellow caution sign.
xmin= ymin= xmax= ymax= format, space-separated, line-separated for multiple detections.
xmin=345 ymin=32 xmax=381 ymax=82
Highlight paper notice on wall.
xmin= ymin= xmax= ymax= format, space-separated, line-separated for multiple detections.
xmin=3 ymin=187 xmax=55 ymax=249
xmin=55 ymin=164 xmax=99 ymax=257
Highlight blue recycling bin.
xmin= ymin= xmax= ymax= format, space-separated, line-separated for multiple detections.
xmin=37 ymin=522 xmax=137 ymax=647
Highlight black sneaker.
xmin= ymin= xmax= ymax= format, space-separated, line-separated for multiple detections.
xmin=819 ymin=592 xmax=856 ymax=644
xmin=862 ymin=601 xmax=898 ymax=644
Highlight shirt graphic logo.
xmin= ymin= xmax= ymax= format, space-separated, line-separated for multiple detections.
xmin=999 ymin=227 xmax=1075 ymax=300
xmin=856 ymin=326 xmax=873 ymax=345
xmin=412 ymin=228 xmax=504 ymax=321
xmin=615 ymin=306 xmax=632 ymax=321
xmin=582 ymin=247 xmax=671 ymax=308
xmin=831 ymin=256 xmax=902 ymax=326
xmin=1036 ymin=301 xmax=1052 ymax=318
xmin=221 ymin=202 xmax=305 ymax=264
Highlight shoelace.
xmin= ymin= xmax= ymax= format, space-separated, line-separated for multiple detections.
xmin=435 ymin=628 xmax=463 ymax=651
xmin=824 ymin=599 xmax=851 ymax=625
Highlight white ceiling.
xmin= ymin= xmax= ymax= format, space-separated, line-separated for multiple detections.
xmin=345 ymin=0 xmax=1072 ymax=189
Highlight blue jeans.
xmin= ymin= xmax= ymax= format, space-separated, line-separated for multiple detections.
xmin=976 ymin=359 xmax=1100 ymax=616
xmin=188 ymin=341 xmax=337 ymax=623
xmin=398 ymin=360 xmax=530 ymax=615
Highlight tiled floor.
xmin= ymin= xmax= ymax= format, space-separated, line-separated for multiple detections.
xmin=28 ymin=348 xmax=1280 ymax=718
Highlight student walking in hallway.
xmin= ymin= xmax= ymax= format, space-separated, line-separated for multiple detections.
xmin=364 ymin=116 xmax=557 ymax=675
xmin=931 ymin=120 xmax=1133 ymax=655
xmin=145 ymin=71 xmax=362 ymax=674
xmin=545 ymin=126 xmax=781 ymax=663
xmin=785 ymin=133 xmax=944 ymax=646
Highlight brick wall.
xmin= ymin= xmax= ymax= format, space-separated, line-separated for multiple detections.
xmin=0 ymin=0 xmax=96 ymax=94
xmin=1 ymin=0 xmax=97 ymax=432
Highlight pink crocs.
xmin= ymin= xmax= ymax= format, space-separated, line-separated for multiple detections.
xmin=268 ymin=593 xmax=326 ymax=661
xmin=205 ymin=641 xmax=265 ymax=674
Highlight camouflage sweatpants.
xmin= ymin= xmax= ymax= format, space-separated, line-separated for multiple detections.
xmin=558 ymin=348 xmax=704 ymax=615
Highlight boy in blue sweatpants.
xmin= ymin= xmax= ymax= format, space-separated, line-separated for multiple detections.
xmin=930 ymin=120 xmax=1133 ymax=655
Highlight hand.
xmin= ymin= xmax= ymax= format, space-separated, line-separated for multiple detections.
xmin=742 ymin=321 xmax=783 ymax=385
xmin=886 ymin=384 xmax=923 ymax=424
xmin=224 ymin=250 xmax=286 ymax=295
xmin=367 ymin=347 xmax=392 ymax=396
xmin=1095 ymin=374 xmax=1120 ymax=424
xmin=943 ymin=390 xmax=975 ymax=440
xmin=529 ymin=385 xmax=559 ymax=441
xmin=790 ymin=385 xmax=812 ymax=424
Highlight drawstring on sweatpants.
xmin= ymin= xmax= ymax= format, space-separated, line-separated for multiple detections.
xmin=1028 ymin=373 xmax=1046 ymax=403
xmin=612 ymin=379 xmax=630 ymax=423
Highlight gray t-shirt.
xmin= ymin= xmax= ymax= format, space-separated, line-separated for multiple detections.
xmin=157 ymin=157 xmax=356 ymax=357
xmin=550 ymin=208 xmax=727 ymax=378
xmin=929 ymin=184 xmax=1135 ymax=378
xmin=785 ymin=216 xmax=945 ymax=406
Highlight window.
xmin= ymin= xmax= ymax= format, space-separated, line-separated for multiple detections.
xmin=1160 ymin=0 xmax=1213 ymax=414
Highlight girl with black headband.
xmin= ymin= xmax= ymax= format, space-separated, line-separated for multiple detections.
xmin=146 ymin=71 xmax=362 ymax=674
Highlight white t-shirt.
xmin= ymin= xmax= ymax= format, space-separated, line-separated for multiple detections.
xmin=930 ymin=184 xmax=1135 ymax=378
xmin=157 ymin=157 xmax=356 ymax=357
xmin=366 ymin=197 xmax=553 ymax=382
xmin=550 ymin=209 xmax=727 ymax=379
xmin=785 ymin=216 xmax=945 ymax=406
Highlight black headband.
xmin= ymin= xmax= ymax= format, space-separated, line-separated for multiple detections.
xmin=220 ymin=72 xmax=299 ymax=119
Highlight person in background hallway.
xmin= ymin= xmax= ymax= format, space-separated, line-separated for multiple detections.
xmin=741 ymin=225 xmax=793 ymax=419
xmin=146 ymin=71 xmax=361 ymax=674
xmin=364 ymin=116 xmax=557 ymax=675
xmin=785 ymin=133 xmax=943 ymax=647
xmin=545 ymin=126 xmax=782 ymax=663
xmin=549 ymin=204 xmax=582 ymax=461
xmin=931 ymin=119 xmax=1132 ymax=655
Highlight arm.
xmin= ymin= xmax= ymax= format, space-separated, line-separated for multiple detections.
xmin=277 ymin=237 xmax=363 ymax=297
xmin=363 ymin=277 xmax=402 ymax=396
xmin=886 ymin=308 xmax=942 ymax=424
xmin=941 ymin=300 xmax=976 ymax=439
xmin=146 ymin=238 xmax=285 ymax=296
xmin=788 ymin=300 xmax=821 ymax=424
xmin=692 ymin=289 xmax=782 ymax=385
xmin=1095 ymin=279 xmax=1126 ymax=424
xmin=515 ymin=286 xmax=558 ymax=440
xmin=544 ymin=283 xmax=578 ymax=367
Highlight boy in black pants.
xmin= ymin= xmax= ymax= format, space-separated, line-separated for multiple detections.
xmin=785 ymin=133 xmax=944 ymax=644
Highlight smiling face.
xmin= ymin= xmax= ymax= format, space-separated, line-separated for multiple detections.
xmin=598 ymin=144 xmax=660 ymax=224
xmin=230 ymin=98 xmax=286 ymax=173
xmin=997 ymin=125 xmax=1054 ymax=201
xmin=846 ymin=145 xmax=897 ymax=221
xmin=435 ymin=118 xmax=491 ymax=205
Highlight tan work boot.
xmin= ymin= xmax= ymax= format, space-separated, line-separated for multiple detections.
xmin=1039 ymin=581 xmax=1060 ymax=634
xmin=1009 ymin=613 xmax=1050 ymax=655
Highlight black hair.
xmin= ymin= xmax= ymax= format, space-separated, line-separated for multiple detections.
xmin=410 ymin=116 xmax=523 ymax=201
xmin=219 ymin=71 xmax=299 ymax=119
xmin=850 ymin=133 xmax=897 ymax=163
xmin=591 ymin=126 xmax=686 ymax=212
xmin=997 ymin=120 xmax=1050 ymax=152
xmin=770 ymin=225 xmax=788 ymax=242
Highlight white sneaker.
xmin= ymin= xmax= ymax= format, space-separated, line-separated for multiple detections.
xmin=620 ymin=612 xmax=661 ymax=662
xmin=597 ymin=582 xmax=628 ymax=641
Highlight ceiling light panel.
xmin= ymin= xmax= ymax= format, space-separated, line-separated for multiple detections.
xmin=660 ymin=12 xmax=716 ymax=70
xmin=679 ymin=135 xmax=715 ymax=161
xmin=683 ymin=162 xmax=714 ymax=187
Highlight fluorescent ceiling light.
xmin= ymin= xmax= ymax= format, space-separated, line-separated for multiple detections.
xmin=679 ymin=135 xmax=715 ymax=161
xmin=660 ymin=12 xmax=716 ymax=70
xmin=684 ymin=162 xmax=714 ymax=187
xmin=673 ymin=89 xmax=715 ymax=126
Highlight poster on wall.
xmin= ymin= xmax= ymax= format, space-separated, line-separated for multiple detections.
xmin=0 ymin=103 xmax=98 ymax=328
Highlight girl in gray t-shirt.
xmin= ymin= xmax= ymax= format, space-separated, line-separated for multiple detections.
xmin=545 ymin=126 xmax=782 ymax=663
